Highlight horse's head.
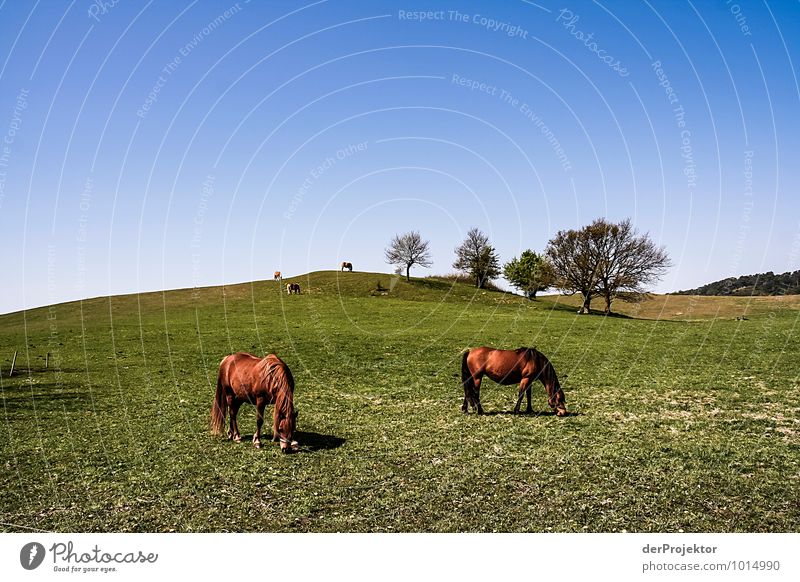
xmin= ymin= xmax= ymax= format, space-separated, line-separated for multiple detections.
xmin=540 ymin=355 xmax=568 ymax=417
xmin=276 ymin=409 xmax=299 ymax=453
xmin=549 ymin=381 xmax=568 ymax=417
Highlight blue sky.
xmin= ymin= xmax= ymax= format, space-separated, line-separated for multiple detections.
xmin=1 ymin=0 xmax=799 ymax=313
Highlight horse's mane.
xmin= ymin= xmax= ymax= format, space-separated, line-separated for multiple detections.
xmin=257 ymin=354 xmax=295 ymax=416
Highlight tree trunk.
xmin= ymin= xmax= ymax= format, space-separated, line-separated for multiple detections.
xmin=604 ymin=293 xmax=612 ymax=315
xmin=406 ymin=265 xmax=411 ymax=282
xmin=578 ymin=293 xmax=591 ymax=314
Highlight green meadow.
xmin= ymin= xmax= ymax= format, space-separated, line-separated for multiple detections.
xmin=1 ymin=271 xmax=798 ymax=532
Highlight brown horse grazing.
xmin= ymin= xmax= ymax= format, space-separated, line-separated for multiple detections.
xmin=211 ymin=352 xmax=299 ymax=453
xmin=285 ymin=282 xmax=301 ymax=294
xmin=461 ymin=347 xmax=567 ymax=416
xmin=274 ymin=271 xmax=282 ymax=281
xmin=341 ymin=261 xmax=353 ymax=272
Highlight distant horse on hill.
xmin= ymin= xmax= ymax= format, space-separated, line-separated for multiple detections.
xmin=274 ymin=271 xmax=282 ymax=281
xmin=286 ymin=282 xmax=301 ymax=294
xmin=461 ymin=346 xmax=567 ymax=416
xmin=211 ymin=352 xmax=299 ymax=453
xmin=341 ymin=261 xmax=353 ymax=272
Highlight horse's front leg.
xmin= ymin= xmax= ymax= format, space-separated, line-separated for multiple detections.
xmin=526 ymin=382 xmax=533 ymax=413
xmin=514 ymin=378 xmax=532 ymax=414
xmin=253 ymin=398 xmax=266 ymax=448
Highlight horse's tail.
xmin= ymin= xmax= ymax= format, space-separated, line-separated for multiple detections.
xmin=210 ymin=364 xmax=228 ymax=436
xmin=461 ymin=349 xmax=472 ymax=391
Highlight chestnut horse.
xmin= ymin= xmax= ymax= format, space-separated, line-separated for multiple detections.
xmin=211 ymin=352 xmax=299 ymax=452
xmin=461 ymin=347 xmax=567 ymax=416
xmin=341 ymin=261 xmax=353 ymax=272
xmin=274 ymin=271 xmax=282 ymax=281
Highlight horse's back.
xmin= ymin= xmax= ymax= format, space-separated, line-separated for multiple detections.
xmin=468 ymin=346 xmax=529 ymax=384
xmin=218 ymin=352 xmax=262 ymax=392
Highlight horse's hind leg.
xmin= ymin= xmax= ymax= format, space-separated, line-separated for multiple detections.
xmin=472 ymin=376 xmax=485 ymax=415
xmin=253 ymin=398 xmax=266 ymax=448
xmin=229 ymin=399 xmax=242 ymax=442
xmin=462 ymin=377 xmax=472 ymax=413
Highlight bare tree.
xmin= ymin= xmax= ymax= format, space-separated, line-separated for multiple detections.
xmin=453 ymin=227 xmax=501 ymax=288
xmin=589 ymin=218 xmax=671 ymax=314
xmin=546 ymin=218 xmax=671 ymax=314
xmin=384 ymin=231 xmax=433 ymax=282
xmin=546 ymin=227 xmax=600 ymax=314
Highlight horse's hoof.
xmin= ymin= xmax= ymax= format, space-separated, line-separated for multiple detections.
xmin=233 ymin=435 xmax=241 ymax=443
xmin=253 ymin=442 xmax=261 ymax=449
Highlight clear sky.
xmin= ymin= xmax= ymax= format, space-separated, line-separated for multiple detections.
xmin=1 ymin=0 xmax=799 ymax=314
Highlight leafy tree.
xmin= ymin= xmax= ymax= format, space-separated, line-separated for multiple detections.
xmin=453 ymin=227 xmax=501 ymax=288
xmin=384 ymin=231 xmax=433 ymax=282
xmin=503 ymin=250 xmax=554 ymax=299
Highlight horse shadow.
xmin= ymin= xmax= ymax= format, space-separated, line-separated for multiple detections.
xmin=295 ymin=431 xmax=346 ymax=451
xmin=239 ymin=430 xmax=345 ymax=452
xmin=483 ymin=410 xmax=582 ymax=418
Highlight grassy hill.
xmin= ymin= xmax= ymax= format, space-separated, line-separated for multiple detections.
xmin=1 ymin=271 xmax=798 ymax=532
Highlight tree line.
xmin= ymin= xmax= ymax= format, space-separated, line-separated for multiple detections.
xmin=674 ymin=270 xmax=800 ymax=296
xmin=384 ymin=218 xmax=670 ymax=315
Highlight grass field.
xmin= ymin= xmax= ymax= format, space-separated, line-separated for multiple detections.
xmin=1 ymin=271 xmax=798 ymax=532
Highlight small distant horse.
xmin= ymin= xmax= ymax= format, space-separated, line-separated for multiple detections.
xmin=461 ymin=347 xmax=567 ymax=416
xmin=274 ymin=271 xmax=282 ymax=281
xmin=341 ymin=261 xmax=353 ymax=272
xmin=211 ymin=352 xmax=299 ymax=452
xmin=286 ymin=282 xmax=301 ymax=294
